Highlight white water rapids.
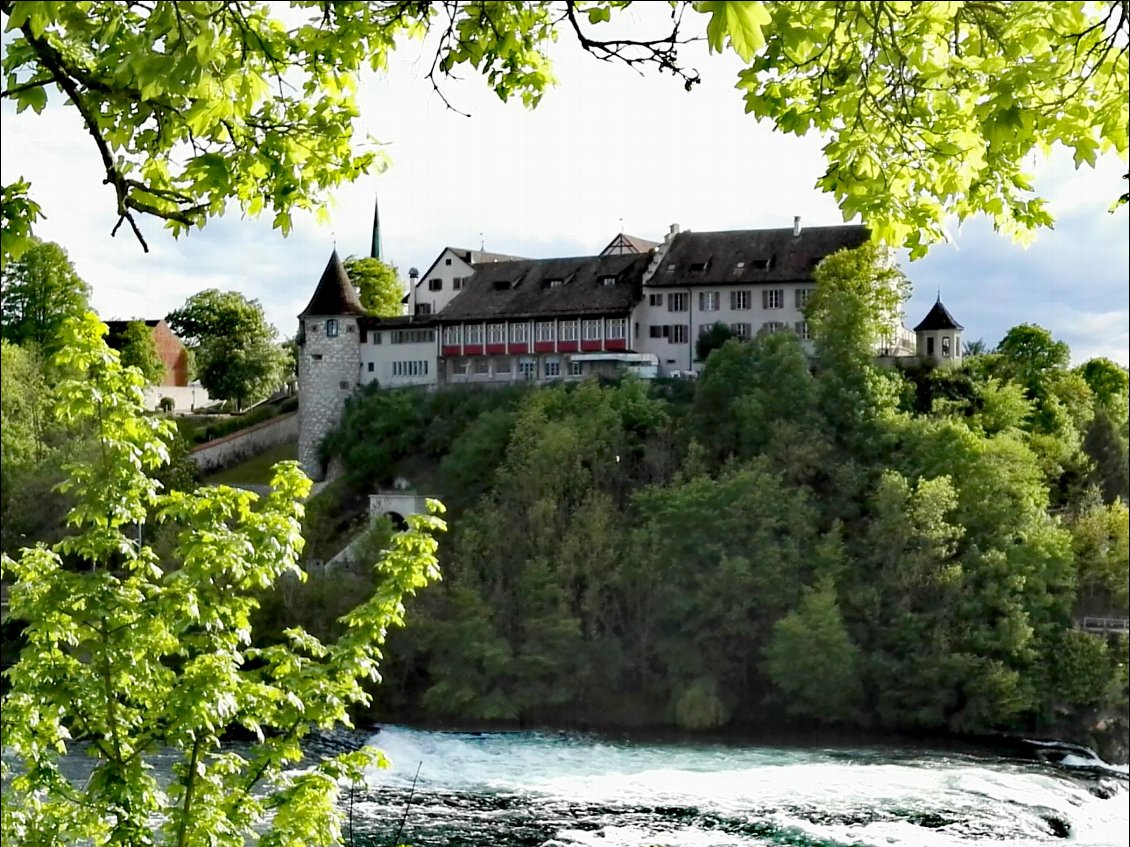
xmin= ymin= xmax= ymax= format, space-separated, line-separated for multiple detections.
xmin=342 ymin=725 xmax=1128 ymax=847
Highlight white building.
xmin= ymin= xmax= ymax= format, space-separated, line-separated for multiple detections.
xmin=358 ymin=316 xmax=438 ymax=388
xmin=631 ymin=220 xmax=913 ymax=374
xmin=407 ymin=246 xmax=524 ymax=317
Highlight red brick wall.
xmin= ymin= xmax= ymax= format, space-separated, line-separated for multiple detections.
xmin=152 ymin=321 xmax=190 ymax=386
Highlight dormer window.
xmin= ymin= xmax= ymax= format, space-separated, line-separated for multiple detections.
xmin=752 ymin=258 xmax=770 ymax=270
xmin=665 ymin=263 xmax=676 ymax=273
xmin=493 ymin=279 xmax=512 ymax=291
xmin=547 ymin=278 xmax=564 ymax=289
xmin=326 ymin=319 xmax=339 ymax=337
xmin=689 ymin=261 xmax=709 ymax=273
xmin=600 ymin=275 xmax=616 ymax=287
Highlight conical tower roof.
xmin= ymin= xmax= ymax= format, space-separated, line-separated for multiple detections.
xmin=913 ymin=297 xmax=963 ymax=332
xmin=298 ymin=250 xmax=366 ymax=318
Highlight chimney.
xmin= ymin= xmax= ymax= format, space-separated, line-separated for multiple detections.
xmin=408 ymin=267 xmax=419 ymax=317
xmin=793 ymin=216 xmax=802 ymax=237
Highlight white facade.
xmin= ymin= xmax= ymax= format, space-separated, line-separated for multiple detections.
xmin=360 ymin=323 xmax=438 ymax=388
xmin=410 ymin=248 xmax=475 ymax=317
xmin=633 ymin=283 xmax=820 ymax=373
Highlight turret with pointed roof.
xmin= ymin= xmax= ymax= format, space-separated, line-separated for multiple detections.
xmin=297 ymin=250 xmax=365 ymax=480
xmin=914 ymin=295 xmax=964 ymax=365
xmin=299 ymin=250 xmax=366 ymax=318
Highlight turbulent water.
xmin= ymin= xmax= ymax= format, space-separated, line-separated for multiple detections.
xmin=312 ymin=725 xmax=1130 ymax=847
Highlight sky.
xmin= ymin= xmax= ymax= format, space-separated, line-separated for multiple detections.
xmin=2 ymin=8 xmax=1127 ymax=366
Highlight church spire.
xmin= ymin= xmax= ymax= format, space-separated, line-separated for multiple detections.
xmin=370 ymin=192 xmax=382 ymax=261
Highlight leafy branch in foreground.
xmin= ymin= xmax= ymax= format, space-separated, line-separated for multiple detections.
xmin=1 ymin=313 xmax=444 ymax=847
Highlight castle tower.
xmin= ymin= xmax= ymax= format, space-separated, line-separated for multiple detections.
xmin=297 ymin=250 xmax=366 ymax=480
xmin=913 ymin=296 xmax=964 ymax=365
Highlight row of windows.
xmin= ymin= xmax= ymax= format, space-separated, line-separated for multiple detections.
xmin=646 ymin=288 xmax=814 ymax=312
xmin=390 ymin=360 xmax=429 ymax=377
xmin=653 ymin=321 xmax=812 ymax=343
xmin=444 ymin=318 xmax=626 ymax=346
xmin=428 ymin=277 xmax=470 ymax=291
xmin=450 ymin=357 xmax=584 ymax=378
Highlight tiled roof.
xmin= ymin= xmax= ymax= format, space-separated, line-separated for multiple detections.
xmin=437 ymin=253 xmax=650 ymax=322
xmin=299 ymin=250 xmax=366 ymax=318
xmin=646 ymin=225 xmax=870 ymax=288
xmin=913 ymin=298 xmax=964 ymax=331
xmin=601 ymin=233 xmax=660 ymax=255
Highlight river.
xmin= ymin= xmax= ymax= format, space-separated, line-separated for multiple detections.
xmin=318 ymin=725 xmax=1129 ymax=847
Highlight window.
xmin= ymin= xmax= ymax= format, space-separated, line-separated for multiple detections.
xmin=607 ymin=318 xmax=626 ymax=340
xmin=600 ymin=275 xmax=616 ymax=287
xmin=509 ymin=323 xmax=528 ymax=343
xmin=699 ymin=291 xmax=720 ymax=311
xmin=569 ymin=360 xmax=584 ymax=376
xmin=495 ymin=356 xmax=512 ymax=374
xmin=649 ymin=293 xmax=663 ymax=306
xmin=453 ymin=359 xmax=469 ymax=375
xmin=488 ymin=323 xmax=506 ymax=344
xmin=536 ymin=321 xmax=555 ymax=342
xmin=415 ymin=303 xmax=432 ymax=316
xmin=763 ymin=289 xmax=784 ymax=309
xmin=794 ymin=320 xmax=811 ymax=340
xmin=730 ymin=322 xmax=751 ymax=340
xmin=649 ymin=325 xmax=665 ymax=338
xmin=560 ymin=320 xmax=578 ymax=342
xmin=443 ymin=326 xmax=462 ymax=346
xmin=671 ymin=325 xmax=688 ymax=344
xmin=373 ymin=332 xmax=382 ymax=344
xmin=473 ymin=358 xmax=490 ymax=374
xmin=519 ymin=359 xmax=537 ymax=381
xmin=941 ymin=336 xmax=952 ymax=358
xmin=326 ymin=319 xmax=339 ymax=337
xmin=582 ymin=319 xmax=602 ymax=341
xmin=429 ymin=278 xmax=442 ymax=291
xmin=345 ymin=324 xmax=354 ymax=334
xmin=545 ymin=359 xmax=561 ymax=378
xmin=689 ymin=260 xmax=708 ymax=273
xmin=392 ymin=329 xmax=434 ymax=344
xmin=367 ymin=362 xmax=374 ymax=372
xmin=547 ymin=278 xmax=564 ymax=289
xmin=795 ymin=288 xmax=814 ymax=309
xmin=752 ymin=258 xmax=770 ymax=270
xmin=465 ymin=324 xmax=483 ymax=345
xmin=927 ymin=337 xmax=936 ymax=357
xmin=453 ymin=276 xmax=468 ymax=290
xmin=493 ymin=279 xmax=512 ymax=291
xmin=761 ymin=321 xmax=785 ymax=334
xmin=668 ymin=292 xmax=688 ymax=311
xmin=665 ymin=263 xmax=676 ymax=274
xmin=339 ymin=380 xmax=350 ymax=389
xmin=312 ymin=354 xmax=323 ymax=361
xmin=731 ymin=290 xmax=751 ymax=310
xmin=445 ymin=258 xmax=452 ymax=266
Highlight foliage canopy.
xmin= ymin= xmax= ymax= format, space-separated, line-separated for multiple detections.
xmin=1 ymin=1 xmax=1126 ymax=261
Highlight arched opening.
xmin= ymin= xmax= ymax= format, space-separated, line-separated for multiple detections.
xmin=384 ymin=511 xmax=408 ymax=531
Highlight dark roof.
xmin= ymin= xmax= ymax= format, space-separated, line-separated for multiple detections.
xmin=646 ymin=225 xmax=869 ymax=288
xmin=913 ymin=298 xmax=963 ymax=331
xmin=299 ymin=250 xmax=366 ymax=318
xmin=415 ymin=246 xmax=527 ymax=289
xmin=601 ymin=233 xmax=659 ymax=255
xmin=437 ymin=253 xmax=650 ymax=322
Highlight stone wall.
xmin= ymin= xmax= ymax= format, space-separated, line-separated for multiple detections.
xmin=189 ymin=411 xmax=298 ymax=475
xmin=298 ymin=316 xmax=361 ymax=480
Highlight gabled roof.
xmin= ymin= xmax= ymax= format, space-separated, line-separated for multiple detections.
xmin=436 ymin=253 xmax=650 ymax=322
xmin=601 ymin=233 xmax=659 ymax=256
xmin=299 ymin=250 xmax=366 ymax=318
xmin=646 ymin=225 xmax=870 ymax=288
xmin=415 ymin=246 xmax=527 ymax=289
xmin=914 ymin=298 xmax=963 ymax=331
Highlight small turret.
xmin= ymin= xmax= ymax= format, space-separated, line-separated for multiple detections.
xmin=914 ymin=296 xmax=964 ymax=365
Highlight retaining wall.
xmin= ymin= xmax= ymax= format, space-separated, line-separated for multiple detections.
xmin=189 ymin=412 xmax=298 ymax=475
